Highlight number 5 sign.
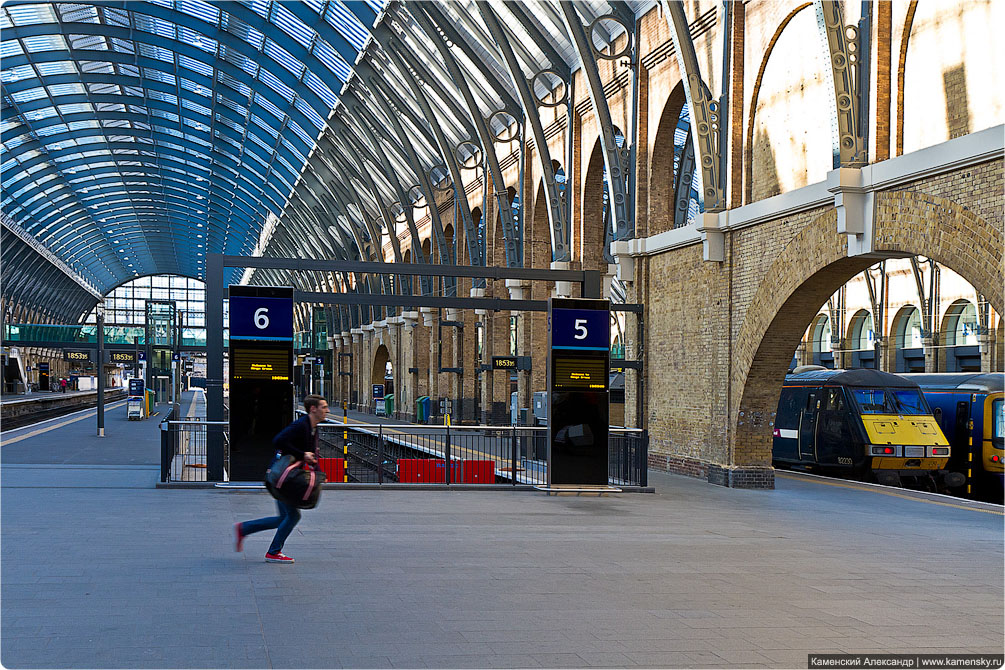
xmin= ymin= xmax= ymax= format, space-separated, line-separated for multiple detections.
xmin=229 ymin=294 xmax=293 ymax=341
xmin=550 ymin=301 xmax=610 ymax=350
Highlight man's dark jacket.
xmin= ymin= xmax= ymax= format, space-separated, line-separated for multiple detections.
xmin=272 ymin=414 xmax=318 ymax=460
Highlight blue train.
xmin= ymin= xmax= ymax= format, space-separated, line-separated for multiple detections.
xmin=773 ymin=368 xmax=958 ymax=488
xmin=900 ymin=373 xmax=1004 ymax=502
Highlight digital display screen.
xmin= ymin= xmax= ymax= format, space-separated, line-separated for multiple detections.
xmin=493 ymin=356 xmax=517 ymax=369
xmin=65 ymin=350 xmax=90 ymax=361
xmin=553 ymin=356 xmax=608 ymax=390
xmin=231 ymin=348 xmax=291 ymax=381
xmin=109 ymin=351 xmax=136 ymax=364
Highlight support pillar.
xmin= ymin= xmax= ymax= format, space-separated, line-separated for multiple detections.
xmin=923 ymin=336 xmax=937 ymax=373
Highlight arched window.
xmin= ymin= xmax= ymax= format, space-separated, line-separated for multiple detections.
xmin=671 ymin=105 xmax=702 ymax=228
xmin=896 ymin=306 xmax=923 ymax=349
xmin=812 ymin=315 xmax=832 ymax=353
xmin=946 ymin=300 xmax=978 ymax=346
xmin=849 ymin=310 xmax=874 ymax=350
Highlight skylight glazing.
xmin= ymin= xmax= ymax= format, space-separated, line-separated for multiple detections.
xmin=1 ymin=0 xmax=384 ymax=294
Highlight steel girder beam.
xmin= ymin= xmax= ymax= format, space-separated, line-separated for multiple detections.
xmin=298 ymin=160 xmax=397 ymax=318
xmin=661 ymin=0 xmax=727 ymax=211
xmin=815 ymin=1 xmax=868 ymax=167
xmin=347 ymin=69 xmax=451 ymax=272
xmin=375 ymin=20 xmax=483 ymax=276
xmin=416 ymin=3 xmax=521 ymax=117
xmin=379 ymin=22 xmax=479 ymax=143
xmin=412 ymin=3 xmax=520 ymax=269
xmin=356 ymin=63 xmax=454 ymax=273
xmin=504 ymin=2 xmax=572 ymax=82
xmin=559 ymin=1 xmax=632 ymax=249
xmin=319 ymin=129 xmax=412 ymax=309
xmin=477 ymin=2 xmax=571 ymax=263
xmin=319 ymin=129 xmax=405 ymax=267
xmin=284 ymin=197 xmax=371 ymax=326
xmin=341 ymin=90 xmax=433 ymax=295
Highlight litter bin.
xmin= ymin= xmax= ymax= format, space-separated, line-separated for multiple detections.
xmin=384 ymin=393 xmax=394 ymax=416
xmin=416 ymin=396 xmax=430 ymax=423
xmin=145 ymin=388 xmax=155 ymax=415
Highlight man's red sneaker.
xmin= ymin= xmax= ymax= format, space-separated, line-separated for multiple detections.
xmin=265 ymin=552 xmax=294 ymax=564
xmin=234 ymin=523 xmax=244 ymax=553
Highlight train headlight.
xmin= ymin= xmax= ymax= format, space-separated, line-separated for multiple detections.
xmin=870 ymin=445 xmax=902 ymax=456
xmin=929 ymin=447 xmax=949 ymax=457
xmin=904 ymin=446 xmax=925 ymax=458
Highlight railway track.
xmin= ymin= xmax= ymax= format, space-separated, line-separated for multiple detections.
xmin=1 ymin=392 xmax=127 ymax=432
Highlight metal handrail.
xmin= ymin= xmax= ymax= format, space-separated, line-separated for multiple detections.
xmin=164 ymin=420 xmax=228 ymax=426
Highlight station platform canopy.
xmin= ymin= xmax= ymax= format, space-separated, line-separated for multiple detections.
xmin=1 ymin=0 xmax=650 ymax=324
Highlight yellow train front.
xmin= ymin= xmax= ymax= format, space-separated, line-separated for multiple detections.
xmin=773 ymin=368 xmax=961 ymax=489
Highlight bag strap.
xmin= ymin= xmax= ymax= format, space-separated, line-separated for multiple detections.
xmin=276 ymin=460 xmax=303 ymax=488
xmin=303 ymin=470 xmax=316 ymax=501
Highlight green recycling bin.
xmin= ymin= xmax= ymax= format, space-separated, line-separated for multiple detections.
xmin=384 ymin=393 xmax=394 ymax=415
xmin=416 ymin=396 xmax=430 ymax=423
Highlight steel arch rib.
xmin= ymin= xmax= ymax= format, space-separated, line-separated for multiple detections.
xmin=559 ymin=1 xmax=632 ymax=247
xmin=411 ymin=3 xmax=520 ymax=270
xmin=660 ymin=0 xmax=726 ymax=211
xmin=476 ymin=1 xmax=571 ymax=263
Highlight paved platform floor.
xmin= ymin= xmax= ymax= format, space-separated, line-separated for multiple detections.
xmin=2 ymin=397 xmax=1002 ymax=668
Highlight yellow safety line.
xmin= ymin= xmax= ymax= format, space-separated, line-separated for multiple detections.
xmin=1 ymin=400 xmax=128 ymax=446
xmin=775 ymin=471 xmax=1004 ymax=515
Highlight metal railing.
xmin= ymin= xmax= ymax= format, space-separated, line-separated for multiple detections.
xmin=316 ymin=422 xmax=648 ymax=487
xmin=160 ymin=418 xmax=228 ymax=482
xmin=159 ymin=414 xmax=648 ymax=487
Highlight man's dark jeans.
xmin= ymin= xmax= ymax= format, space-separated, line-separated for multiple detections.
xmin=240 ymin=499 xmax=301 ymax=554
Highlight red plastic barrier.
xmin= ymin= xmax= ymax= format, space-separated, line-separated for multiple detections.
xmin=461 ymin=460 xmax=496 ymax=483
xmin=317 ymin=458 xmax=345 ymax=482
xmin=397 ymin=459 xmax=460 ymax=483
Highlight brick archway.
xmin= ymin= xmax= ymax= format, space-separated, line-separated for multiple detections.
xmin=372 ymin=344 xmax=391 ymax=387
xmin=730 ymin=190 xmax=1003 ymax=484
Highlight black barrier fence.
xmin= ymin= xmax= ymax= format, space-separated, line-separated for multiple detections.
xmin=160 ymin=418 xmax=648 ymax=486
xmin=160 ymin=418 xmax=228 ymax=482
xmin=316 ymin=423 xmax=648 ymax=487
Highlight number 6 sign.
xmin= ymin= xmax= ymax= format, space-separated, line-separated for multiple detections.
xmin=229 ymin=294 xmax=293 ymax=340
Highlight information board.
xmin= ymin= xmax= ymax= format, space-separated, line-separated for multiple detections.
xmin=548 ymin=297 xmax=610 ymax=487
xmin=107 ymin=351 xmax=137 ymax=365
xmin=231 ymin=348 xmax=291 ymax=381
xmin=228 ymin=285 xmax=294 ymax=481
xmin=493 ymin=356 xmax=517 ymax=370
xmin=65 ymin=350 xmax=91 ymax=362
xmin=128 ymin=378 xmax=145 ymax=397
xmin=552 ymin=356 xmax=608 ymax=391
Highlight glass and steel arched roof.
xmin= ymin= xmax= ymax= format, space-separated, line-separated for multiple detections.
xmin=1 ymin=0 xmax=384 ymax=292
xmin=2 ymin=0 xmax=651 ymax=323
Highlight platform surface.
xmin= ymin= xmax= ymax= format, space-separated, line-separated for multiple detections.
xmin=1 ymin=400 xmax=1002 ymax=668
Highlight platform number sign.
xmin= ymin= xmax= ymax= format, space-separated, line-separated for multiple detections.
xmin=229 ymin=295 xmax=293 ymax=341
xmin=550 ymin=307 xmax=609 ymax=350
xmin=548 ymin=297 xmax=611 ymax=487
xmin=228 ymin=285 xmax=295 ymax=481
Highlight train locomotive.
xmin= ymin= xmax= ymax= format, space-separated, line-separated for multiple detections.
xmin=900 ymin=373 xmax=1004 ymax=502
xmin=773 ymin=368 xmax=961 ymax=489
